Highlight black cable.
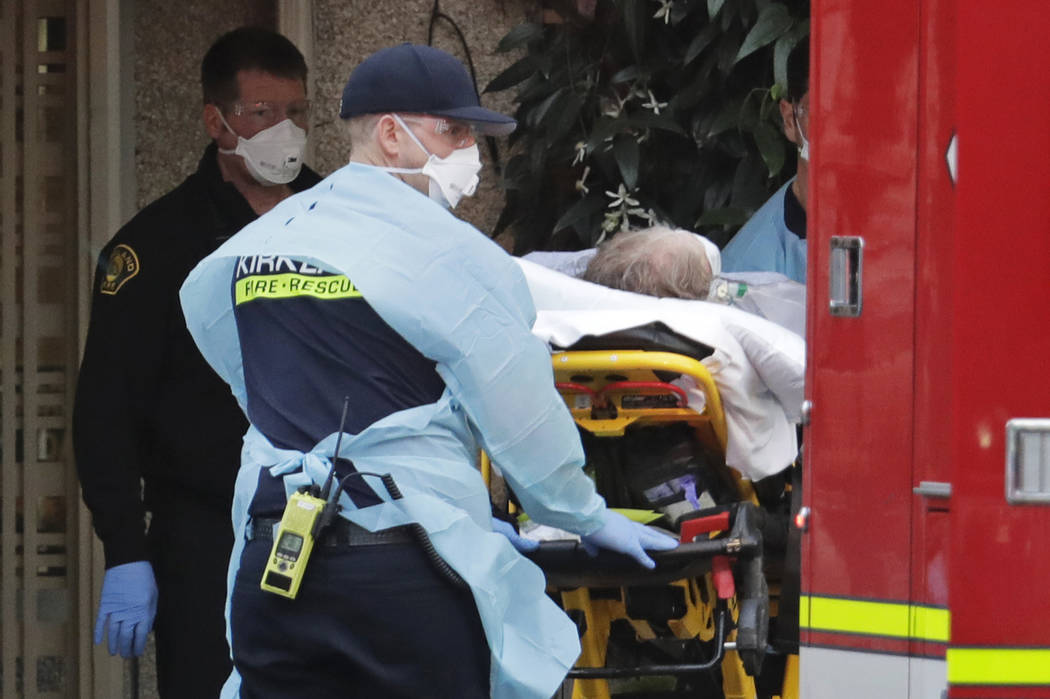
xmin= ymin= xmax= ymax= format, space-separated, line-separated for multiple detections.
xmin=427 ymin=0 xmax=504 ymax=176
xmin=328 ymin=470 xmax=467 ymax=589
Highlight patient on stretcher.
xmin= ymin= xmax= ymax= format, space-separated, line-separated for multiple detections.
xmin=523 ymin=225 xmax=805 ymax=336
xmin=512 ymin=229 xmax=803 ymax=688
xmin=510 ymin=233 xmax=804 ymax=547
xmin=517 ymin=239 xmax=803 ymax=481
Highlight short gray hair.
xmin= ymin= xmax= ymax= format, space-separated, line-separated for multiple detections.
xmin=583 ymin=226 xmax=713 ymax=300
xmin=344 ymin=113 xmax=382 ymax=157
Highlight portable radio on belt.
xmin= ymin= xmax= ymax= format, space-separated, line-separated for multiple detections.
xmin=261 ymin=398 xmax=351 ymax=599
xmin=260 ymin=489 xmax=327 ymax=598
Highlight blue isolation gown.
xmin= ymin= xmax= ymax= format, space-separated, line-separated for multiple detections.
xmin=721 ymin=179 xmax=807 ymax=283
xmin=180 ymin=162 xmax=607 ymax=699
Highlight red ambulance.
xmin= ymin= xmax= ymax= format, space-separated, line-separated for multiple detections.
xmin=801 ymin=0 xmax=1050 ymax=696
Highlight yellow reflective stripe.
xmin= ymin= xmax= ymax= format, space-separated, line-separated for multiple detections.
xmin=948 ymin=648 xmax=1050 ymax=685
xmin=801 ymin=595 xmax=949 ymax=642
xmin=235 ymin=273 xmax=362 ymax=305
xmin=910 ymin=605 xmax=950 ymax=644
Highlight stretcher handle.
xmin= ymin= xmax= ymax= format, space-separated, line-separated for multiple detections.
xmin=525 ymin=537 xmax=759 ymax=568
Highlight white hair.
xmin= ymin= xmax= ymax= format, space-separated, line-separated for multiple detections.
xmin=583 ymin=226 xmax=714 ymax=300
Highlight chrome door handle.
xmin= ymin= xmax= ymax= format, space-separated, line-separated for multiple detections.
xmin=913 ymin=481 xmax=952 ymax=498
xmin=829 ymin=236 xmax=864 ymax=317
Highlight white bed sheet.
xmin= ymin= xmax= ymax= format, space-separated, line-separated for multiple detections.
xmin=516 ymin=258 xmax=805 ymax=481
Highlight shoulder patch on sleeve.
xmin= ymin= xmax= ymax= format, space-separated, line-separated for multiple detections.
xmin=100 ymin=244 xmax=140 ymax=295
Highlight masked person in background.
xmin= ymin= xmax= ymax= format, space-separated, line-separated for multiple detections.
xmin=179 ymin=43 xmax=677 ymax=699
xmin=721 ymin=40 xmax=810 ymax=283
xmin=74 ymin=27 xmax=321 ymax=697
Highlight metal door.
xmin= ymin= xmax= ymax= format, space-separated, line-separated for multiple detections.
xmin=946 ymin=0 xmax=1050 ymax=696
xmin=800 ymin=1 xmax=923 ymax=695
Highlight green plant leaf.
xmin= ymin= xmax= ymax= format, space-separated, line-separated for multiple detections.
xmin=773 ymin=33 xmax=796 ymax=90
xmin=620 ymin=0 xmax=647 ymax=63
xmin=706 ymin=101 xmax=740 ymax=138
xmin=484 ymin=56 xmax=537 ymax=93
xmin=610 ymin=65 xmax=646 ymax=84
xmin=752 ymin=120 xmax=785 ymax=176
xmin=707 ymin=0 xmax=726 ymax=20
xmin=670 ymin=1 xmax=694 ymax=25
xmin=613 ymin=135 xmax=640 ymax=190
xmin=774 ymin=20 xmax=810 ymax=94
xmin=586 ymin=117 xmax=628 ymax=151
xmin=684 ymin=23 xmax=718 ymax=65
xmin=497 ymin=23 xmax=544 ymax=53
xmin=528 ymin=87 xmax=567 ymax=128
xmin=547 ymin=91 xmax=585 ymax=142
xmin=553 ymin=194 xmax=607 ymax=233
xmin=734 ymin=4 xmax=792 ymax=64
xmin=626 ymin=111 xmax=686 ymax=135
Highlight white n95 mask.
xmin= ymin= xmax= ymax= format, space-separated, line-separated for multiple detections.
xmin=219 ymin=115 xmax=307 ymax=185
xmin=384 ymin=114 xmax=482 ymax=209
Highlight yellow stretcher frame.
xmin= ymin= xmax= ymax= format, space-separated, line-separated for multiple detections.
xmin=484 ymin=349 xmax=798 ymax=699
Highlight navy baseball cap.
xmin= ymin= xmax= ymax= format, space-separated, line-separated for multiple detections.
xmin=339 ymin=43 xmax=517 ymax=136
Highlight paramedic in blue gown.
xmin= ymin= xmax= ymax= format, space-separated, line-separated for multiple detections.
xmin=721 ymin=40 xmax=810 ymax=283
xmin=179 ymin=43 xmax=677 ymax=699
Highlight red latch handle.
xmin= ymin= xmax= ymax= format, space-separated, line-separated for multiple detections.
xmin=678 ymin=511 xmax=731 ymax=543
xmin=711 ymin=556 xmax=735 ymax=600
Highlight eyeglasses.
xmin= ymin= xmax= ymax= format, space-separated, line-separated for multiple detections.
xmin=226 ymin=100 xmax=311 ymax=129
xmin=401 ymin=115 xmax=475 ymax=149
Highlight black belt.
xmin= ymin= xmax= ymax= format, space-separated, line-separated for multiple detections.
xmin=249 ymin=516 xmax=414 ymax=547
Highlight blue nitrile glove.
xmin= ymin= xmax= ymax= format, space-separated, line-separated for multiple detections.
xmin=581 ymin=510 xmax=678 ymax=569
xmin=94 ymin=561 xmax=158 ymax=658
xmin=492 ymin=517 xmax=540 ymax=553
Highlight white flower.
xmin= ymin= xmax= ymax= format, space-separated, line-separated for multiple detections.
xmin=628 ymin=207 xmax=658 ymax=226
xmin=605 ymin=183 xmax=640 ymax=208
xmin=602 ymin=211 xmax=623 ymax=233
xmin=653 ymin=0 xmax=673 ymax=24
xmin=572 ymin=141 xmax=587 ymax=166
xmin=642 ymin=89 xmax=668 ymax=115
xmin=575 ymin=166 xmax=591 ymax=195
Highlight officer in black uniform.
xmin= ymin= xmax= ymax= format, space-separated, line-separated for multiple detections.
xmin=74 ymin=27 xmax=322 ymax=697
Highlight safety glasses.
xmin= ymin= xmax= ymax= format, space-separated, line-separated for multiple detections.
xmin=400 ymin=115 xmax=475 ymax=149
xmin=226 ymin=100 xmax=311 ymax=129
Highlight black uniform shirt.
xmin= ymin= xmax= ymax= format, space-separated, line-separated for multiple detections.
xmin=74 ymin=144 xmax=322 ymax=568
xmin=783 ymin=184 xmax=808 ymax=239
